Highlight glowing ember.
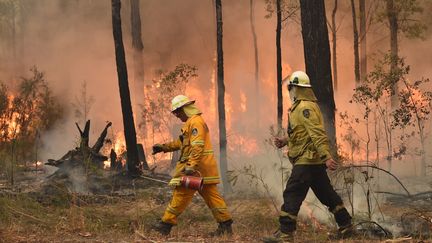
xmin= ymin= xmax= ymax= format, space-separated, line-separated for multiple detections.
xmin=103 ymin=160 xmax=110 ymax=169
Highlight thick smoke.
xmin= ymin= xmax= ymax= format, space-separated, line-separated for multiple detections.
xmin=0 ymin=0 xmax=432 ymax=224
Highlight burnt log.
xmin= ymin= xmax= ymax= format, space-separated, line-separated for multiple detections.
xmin=48 ymin=120 xmax=113 ymax=170
xmin=92 ymin=122 xmax=112 ymax=153
xmin=76 ymin=120 xmax=91 ymax=149
xmin=110 ymin=149 xmax=122 ymax=171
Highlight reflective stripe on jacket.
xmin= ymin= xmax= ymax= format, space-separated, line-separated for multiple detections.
xmin=287 ymin=88 xmax=332 ymax=165
xmin=161 ymin=115 xmax=220 ymax=185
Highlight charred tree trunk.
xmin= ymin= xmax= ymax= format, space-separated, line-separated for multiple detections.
xmin=111 ymin=0 xmax=141 ymax=176
xmin=386 ymin=0 xmax=399 ymax=109
xmin=350 ymin=0 xmax=360 ymax=85
xmin=130 ymin=0 xmax=145 ymax=133
xmin=299 ymin=0 xmax=337 ymax=155
xmin=331 ymin=0 xmax=338 ymax=91
xmin=76 ymin=120 xmax=90 ymax=150
xmin=136 ymin=143 xmax=149 ymax=170
xmin=276 ymin=0 xmax=283 ymax=130
xmin=110 ymin=149 xmax=119 ymax=170
xmin=11 ymin=3 xmax=17 ymax=77
xmin=92 ymin=122 xmax=112 ymax=153
xmin=130 ymin=0 xmax=144 ymax=63
xmin=129 ymin=0 xmax=149 ymax=169
xmin=250 ymin=0 xmax=260 ymax=126
xmin=215 ymin=0 xmax=232 ymax=194
xmin=359 ymin=0 xmax=367 ymax=81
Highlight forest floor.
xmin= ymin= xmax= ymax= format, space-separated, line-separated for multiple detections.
xmin=0 ymin=169 xmax=430 ymax=243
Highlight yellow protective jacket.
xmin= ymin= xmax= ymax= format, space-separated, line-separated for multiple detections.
xmin=287 ymin=88 xmax=332 ymax=165
xmin=160 ymin=114 xmax=220 ymax=186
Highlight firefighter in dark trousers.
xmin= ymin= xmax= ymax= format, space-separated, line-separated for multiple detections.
xmin=263 ymin=71 xmax=353 ymax=242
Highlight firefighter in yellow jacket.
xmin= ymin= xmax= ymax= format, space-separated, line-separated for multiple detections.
xmin=151 ymin=95 xmax=233 ymax=236
xmin=263 ymin=71 xmax=353 ymax=242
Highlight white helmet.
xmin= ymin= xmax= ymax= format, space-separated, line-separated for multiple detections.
xmin=288 ymin=71 xmax=311 ymax=88
xmin=171 ymin=95 xmax=195 ymax=112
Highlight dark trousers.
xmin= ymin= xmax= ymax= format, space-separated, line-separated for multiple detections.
xmin=279 ymin=164 xmax=351 ymax=233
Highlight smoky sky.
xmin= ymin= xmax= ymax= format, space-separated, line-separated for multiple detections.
xmin=0 ymin=0 xmax=431 ymax=172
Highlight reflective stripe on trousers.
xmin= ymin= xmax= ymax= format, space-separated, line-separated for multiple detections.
xmin=162 ymin=184 xmax=232 ymax=225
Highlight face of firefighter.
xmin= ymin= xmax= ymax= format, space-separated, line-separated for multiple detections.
xmin=172 ymin=108 xmax=188 ymax=122
xmin=288 ymin=85 xmax=297 ymax=104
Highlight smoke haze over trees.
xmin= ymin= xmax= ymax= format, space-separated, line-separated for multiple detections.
xmin=0 ymin=0 xmax=431 ymax=180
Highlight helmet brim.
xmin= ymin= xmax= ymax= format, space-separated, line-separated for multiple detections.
xmin=171 ymin=100 xmax=195 ymax=112
xmin=288 ymin=83 xmax=312 ymax=88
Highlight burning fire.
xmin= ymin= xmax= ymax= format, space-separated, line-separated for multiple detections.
xmin=0 ymin=94 xmax=22 ymax=140
xmin=103 ymin=131 xmax=127 ymax=170
xmin=103 ymin=160 xmax=110 ymax=169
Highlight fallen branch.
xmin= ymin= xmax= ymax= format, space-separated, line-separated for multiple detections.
xmin=374 ymin=191 xmax=407 ymax=197
xmin=375 ymin=190 xmax=432 ymax=200
xmin=384 ymin=237 xmax=413 ymax=242
xmin=6 ymin=205 xmax=48 ymax=224
xmin=340 ymin=165 xmax=411 ymax=197
xmin=353 ymin=220 xmax=392 ymax=238
xmin=135 ymin=230 xmax=157 ymax=243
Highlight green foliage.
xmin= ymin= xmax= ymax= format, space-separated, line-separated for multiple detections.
xmin=353 ymin=53 xmax=409 ymax=103
xmin=393 ymin=78 xmax=432 ymax=128
xmin=375 ymin=0 xmax=427 ymax=39
xmin=141 ymin=64 xmax=197 ymax=138
xmin=346 ymin=52 xmax=431 ymax=168
xmin=11 ymin=67 xmax=64 ymax=137
xmin=0 ymin=67 xmax=64 ymax=179
xmin=264 ymin=0 xmax=299 ymax=21
xmin=338 ymin=111 xmax=361 ymax=163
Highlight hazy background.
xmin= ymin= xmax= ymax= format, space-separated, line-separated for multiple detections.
xmin=1 ymin=1 xmax=432 ymax=222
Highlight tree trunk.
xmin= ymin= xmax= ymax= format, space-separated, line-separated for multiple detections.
xmin=92 ymin=122 xmax=112 ymax=153
xmin=130 ymin=0 xmax=145 ymax=132
xmin=350 ymin=0 xmax=360 ymax=85
xmin=76 ymin=120 xmax=90 ymax=150
xmin=331 ymin=0 xmax=338 ymax=91
xmin=250 ymin=0 xmax=260 ymax=127
xmin=359 ymin=0 xmax=367 ymax=81
xmin=299 ymin=0 xmax=337 ymax=155
xmin=276 ymin=0 xmax=283 ymax=130
xmin=215 ymin=0 xmax=232 ymax=194
xmin=386 ymin=0 xmax=399 ymax=109
xmin=111 ymin=0 xmax=141 ymax=176
xmin=12 ymin=4 xmax=17 ymax=76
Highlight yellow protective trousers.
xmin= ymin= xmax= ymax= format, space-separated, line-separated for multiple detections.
xmin=161 ymin=184 xmax=232 ymax=225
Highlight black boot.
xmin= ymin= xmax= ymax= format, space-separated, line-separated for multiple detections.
xmin=151 ymin=221 xmax=173 ymax=236
xmin=210 ymin=219 xmax=233 ymax=236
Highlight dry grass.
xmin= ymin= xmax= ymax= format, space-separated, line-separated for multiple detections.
xmin=0 ymin=189 xmax=426 ymax=243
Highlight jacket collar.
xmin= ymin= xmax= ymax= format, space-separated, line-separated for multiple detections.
xmin=290 ymin=88 xmax=317 ymax=112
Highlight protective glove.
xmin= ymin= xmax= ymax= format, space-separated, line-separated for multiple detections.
xmin=152 ymin=144 xmax=164 ymax=155
xmin=274 ymin=136 xmax=288 ymax=148
xmin=325 ymin=158 xmax=339 ymax=171
xmin=184 ymin=167 xmax=196 ymax=175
